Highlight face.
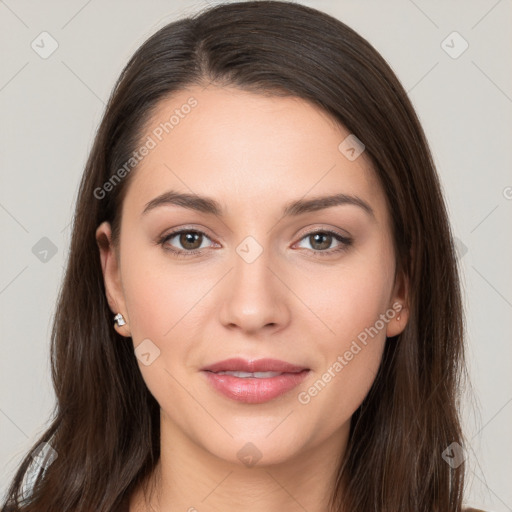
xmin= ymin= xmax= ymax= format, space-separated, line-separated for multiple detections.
xmin=96 ymin=84 xmax=408 ymax=468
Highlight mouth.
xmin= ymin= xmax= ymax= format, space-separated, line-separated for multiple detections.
xmin=213 ymin=370 xmax=290 ymax=378
xmin=201 ymin=358 xmax=310 ymax=404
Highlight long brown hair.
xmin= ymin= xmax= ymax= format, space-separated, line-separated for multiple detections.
xmin=2 ymin=1 xmax=468 ymax=510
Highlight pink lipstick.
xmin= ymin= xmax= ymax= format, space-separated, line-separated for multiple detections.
xmin=201 ymin=358 xmax=310 ymax=404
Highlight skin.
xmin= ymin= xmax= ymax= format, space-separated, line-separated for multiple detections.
xmin=96 ymin=84 xmax=409 ymax=512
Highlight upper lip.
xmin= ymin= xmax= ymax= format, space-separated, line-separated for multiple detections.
xmin=202 ymin=358 xmax=308 ymax=373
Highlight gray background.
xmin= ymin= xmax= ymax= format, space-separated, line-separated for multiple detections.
xmin=1 ymin=0 xmax=511 ymax=510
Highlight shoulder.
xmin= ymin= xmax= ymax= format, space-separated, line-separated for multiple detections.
xmin=464 ymin=508 xmax=488 ymax=512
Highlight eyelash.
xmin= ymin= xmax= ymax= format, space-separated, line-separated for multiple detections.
xmin=157 ymin=228 xmax=353 ymax=259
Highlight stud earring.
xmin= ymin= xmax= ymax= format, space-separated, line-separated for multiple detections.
xmin=114 ymin=313 xmax=126 ymax=326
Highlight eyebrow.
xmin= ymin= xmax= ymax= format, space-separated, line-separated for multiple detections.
xmin=141 ymin=190 xmax=375 ymax=219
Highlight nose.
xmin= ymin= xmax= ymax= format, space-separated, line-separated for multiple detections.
xmin=218 ymin=245 xmax=291 ymax=335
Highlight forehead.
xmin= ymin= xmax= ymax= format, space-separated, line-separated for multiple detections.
xmin=123 ymin=84 xmax=387 ymax=223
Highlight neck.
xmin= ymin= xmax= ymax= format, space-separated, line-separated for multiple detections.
xmin=130 ymin=412 xmax=349 ymax=512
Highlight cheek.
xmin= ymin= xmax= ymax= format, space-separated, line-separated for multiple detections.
xmin=297 ymin=248 xmax=395 ymax=344
xmin=294 ymin=247 xmax=393 ymax=411
xmin=118 ymin=246 xmax=203 ymax=409
xmin=122 ymin=272 xmax=175 ymax=342
xmin=119 ymin=236 xmax=205 ymax=341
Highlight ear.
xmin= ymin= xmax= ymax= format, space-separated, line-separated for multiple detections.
xmin=95 ymin=221 xmax=131 ymax=338
xmin=386 ymin=266 xmax=409 ymax=338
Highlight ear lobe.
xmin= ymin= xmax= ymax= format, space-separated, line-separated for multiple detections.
xmin=95 ymin=221 xmax=130 ymax=336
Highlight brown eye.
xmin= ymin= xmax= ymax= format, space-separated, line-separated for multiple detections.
xmin=178 ymin=231 xmax=203 ymax=250
xmin=295 ymin=229 xmax=353 ymax=257
xmin=308 ymin=232 xmax=333 ymax=251
xmin=159 ymin=229 xmax=213 ymax=258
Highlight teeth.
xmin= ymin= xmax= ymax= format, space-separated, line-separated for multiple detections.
xmin=216 ymin=371 xmax=283 ymax=378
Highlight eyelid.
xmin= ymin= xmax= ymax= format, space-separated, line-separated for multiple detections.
xmin=158 ymin=224 xmax=216 ymax=242
xmin=158 ymin=226 xmax=217 ymax=249
xmin=295 ymin=224 xmax=352 ymax=240
xmin=291 ymin=227 xmax=353 ymax=255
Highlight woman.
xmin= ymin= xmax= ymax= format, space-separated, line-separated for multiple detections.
xmin=2 ymin=1 xmax=483 ymax=511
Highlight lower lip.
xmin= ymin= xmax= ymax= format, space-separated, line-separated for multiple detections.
xmin=203 ymin=370 xmax=310 ymax=404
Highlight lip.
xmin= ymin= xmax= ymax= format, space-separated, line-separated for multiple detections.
xmin=201 ymin=357 xmax=308 ymax=373
xmin=201 ymin=358 xmax=310 ymax=404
